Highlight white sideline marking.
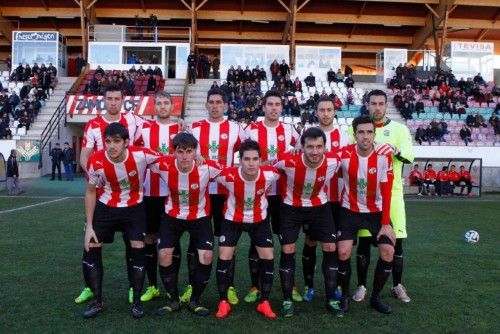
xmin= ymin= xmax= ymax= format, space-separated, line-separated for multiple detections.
xmin=0 ymin=197 xmax=70 ymax=214
xmin=0 ymin=195 xmax=84 ymax=199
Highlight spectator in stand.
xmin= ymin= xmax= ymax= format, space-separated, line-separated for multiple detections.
xmin=408 ymin=164 xmax=424 ymax=195
xmin=448 ymin=164 xmax=461 ymax=195
xmin=423 ymin=164 xmax=437 ymax=195
xmin=75 ymin=54 xmax=86 ymax=75
xmin=415 ymin=100 xmax=425 ymax=117
xmin=270 ymin=60 xmax=280 ymax=82
xmin=473 ymin=112 xmax=487 ymax=128
xmin=187 ymin=51 xmax=197 ymax=84
xmin=18 ymin=111 xmax=31 ymax=130
xmin=212 ymin=55 xmax=220 ymax=79
xmin=436 ymin=166 xmax=450 ymax=196
xmin=301 ymin=109 xmax=313 ymax=125
xmin=327 ymin=68 xmax=335 ymax=84
xmin=7 ymin=149 xmax=22 ymax=195
xmin=344 ymin=74 xmax=354 ymax=88
xmin=335 ymin=69 xmax=344 ymax=83
xmin=465 ymin=113 xmax=475 ymax=127
xmin=279 ymin=59 xmax=290 ymax=78
xmin=473 ymin=73 xmax=486 ymax=85
xmin=344 ymin=64 xmax=353 ymax=77
xmin=439 ymin=120 xmax=449 ymax=135
xmin=459 ymin=165 xmax=473 ymax=197
xmin=304 ymin=72 xmax=316 ymax=88
xmin=399 ymin=101 xmax=412 ymax=120
xmin=8 ymin=91 xmax=20 ymax=110
xmin=293 ymin=77 xmax=302 ymax=93
xmin=146 ymin=74 xmax=156 ymax=93
xmin=282 ymin=99 xmax=292 ymax=117
xmin=430 ymin=119 xmax=445 ymax=142
xmin=414 ymin=126 xmax=428 ymax=145
xmin=459 ymin=124 xmax=473 ymax=146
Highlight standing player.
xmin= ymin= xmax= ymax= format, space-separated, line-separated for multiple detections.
xmin=82 ymin=123 xmax=160 ymax=318
xmin=189 ymin=87 xmax=245 ymax=305
xmin=155 ymin=133 xmax=221 ymax=317
xmin=134 ymin=91 xmax=182 ymax=302
xmin=75 ymin=83 xmax=144 ymax=305
xmin=274 ymin=127 xmax=343 ymax=318
xmin=243 ymin=90 xmax=301 ymax=303
xmin=350 ymin=90 xmax=414 ymax=304
xmin=336 ymin=116 xmax=396 ymax=314
xmin=301 ymin=96 xmax=352 ymax=302
xmin=214 ymin=140 xmax=280 ymax=319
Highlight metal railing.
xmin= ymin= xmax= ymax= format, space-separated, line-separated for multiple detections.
xmin=38 ymin=96 xmax=67 ymax=169
xmin=88 ymin=25 xmax=190 ymax=44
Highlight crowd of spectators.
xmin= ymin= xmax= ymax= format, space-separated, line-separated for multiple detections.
xmin=80 ymin=65 xmax=164 ymax=96
xmin=0 ymin=63 xmax=54 ymax=139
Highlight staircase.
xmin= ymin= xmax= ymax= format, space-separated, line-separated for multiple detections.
xmin=183 ymin=79 xmax=214 ymax=125
xmin=23 ymin=77 xmax=77 ymax=140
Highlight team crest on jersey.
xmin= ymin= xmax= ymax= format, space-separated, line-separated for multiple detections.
xmin=256 ymin=189 xmax=265 ymax=196
xmin=369 ymin=167 xmax=377 ymax=174
xmin=303 ymin=183 xmax=313 ymax=195
xmin=158 ymin=143 xmax=169 ymax=155
xmin=358 ymin=178 xmax=368 ymax=192
xmin=220 ymin=133 xmax=228 ymax=140
xmin=384 ymin=130 xmax=390 ymax=136
xmin=317 ymin=176 xmax=325 ymax=182
xmin=332 ymin=141 xmax=339 ymax=148
xmin=128 ymin=170 xmax=137 ymax=177
xmin=278 ymin=135 xmax=285 ymax=142
xmin=191 ymin=183 xmax=199 ymax=190
xmin=208 ymin=140 xmax=220 ymax=153
xmin=119 ymin=178 xmax=130 ymax=189
xmin=178 ymin=190 xmax=190 ymax=203
xmin=267 ymin=145 xmax=278 ymax=157
xmin=244 ymin=197 xmax=255 ymax=210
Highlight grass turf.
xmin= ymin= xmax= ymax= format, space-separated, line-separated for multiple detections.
xmin=0 ymin=178 xmax=498 ymax=333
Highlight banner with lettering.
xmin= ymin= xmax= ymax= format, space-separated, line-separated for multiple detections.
xmin=66 ymin=95 xmax=183 ymax=117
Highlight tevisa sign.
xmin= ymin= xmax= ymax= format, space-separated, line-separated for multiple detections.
xmin=66 ymin=95 xmax=182 ymax=117
xmin=13 ymin=31 xmax=58 ymax=42
xmin=452 ymin=42 xmax=494 ymax=53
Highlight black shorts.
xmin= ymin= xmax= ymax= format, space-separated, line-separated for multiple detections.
xmin=92 ymin=201 xmax=146 ymax=243
xmin=337 ymin=207 xmax=393 ymax=245
xmin=279 ymin=203 xmax=336 ymax=245
xmin=303 ymin=201 xmax=341 ymax=241
xmin=158 ymin=215 xmax=213 ymax=251
xmin=210 ymin=194 xmax=226 ymax=236
xmin=219 ymin=219 xmax=274 ymax=248
xmin=268 ymin=195 xmax=282 ymax=234
xmin=143 ymin=196 xmax=166 ymax=235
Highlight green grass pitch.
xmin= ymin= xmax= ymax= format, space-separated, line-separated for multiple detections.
xmin=0 ymin=177 xmax=498 ymax=333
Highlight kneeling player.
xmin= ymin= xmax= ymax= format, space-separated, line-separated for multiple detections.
xmin=214 ymin=140 xmax=279 ymax=319
xmin=336 ymin=116 xmax=396 ymax=314
xmin=83 ymin=123 xmax=161 ymax=318
xmin=156 ymin=133 xmax=222 ymax=317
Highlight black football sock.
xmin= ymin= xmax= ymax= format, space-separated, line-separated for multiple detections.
xmin=85 ymin=247 xmax=103 ymax=301
xmin=130 ymin=247 xmax=146 ymax=303
xmin=356 ymin=237 xmax=372 ymax=287
xmin=248 ymin=243 xmax=260 ymax=288
xmin=144 ymin=243 xmax=158 ymax=287
xmin=192 ymin=262 xmax=212 ymax=304
xmin=279 ymin=252 xmax=295 ymax=300
xmin=81 ymin=249 xmax=91 ymax=288
xmin=259 ymin=258 xmax=274 ymax=301
xmin=216 ymin=259 xmax=232 ymax=301
xmin=187 ymin=238 xmax=197 ymax=286
xmin=123 ymin=234 xmax=133 ymax=289
xmin=159 ymin=264 xmax=179 ymax=301
xmin=322 ymin=251 xmax=339 ymax=301
xmin=172 ymin=242 xmax=182 ymax=274
xmin=302 ymin=243 xmax=317 ymax=288
xmin=371 ymin=258 xmax=392 ymax=300
xmin=337 ymin=258 xmax=352 ymax=297
xmin=228 ymin=254 xmax=236 ymax=287
xmin=392 ymin=239 xmax=404 ymax=287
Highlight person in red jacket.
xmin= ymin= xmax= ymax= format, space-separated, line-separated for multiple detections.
xmin=436 ymin=166 xmax=450 ymax=196
xmin=448 ymin=165 xmax=461 ymax=195
xmin=408 ymin=164 xmax=424 ymax=195
xmin=423 ymin=164 xmax=437 ymax=196
xmin=459 ymin=165 xmax=473 ymax=197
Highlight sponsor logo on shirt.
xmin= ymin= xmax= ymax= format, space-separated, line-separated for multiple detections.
xmin=278 ymin=135 xmax=285 ymax=142
xmin=384 ymin=130 xmax=390 ymax=136
xmin=369 ymin=167 xmax=377 ymax=174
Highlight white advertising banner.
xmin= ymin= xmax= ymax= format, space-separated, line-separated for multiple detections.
xmin=295 ymin=46 xmax=342 ymax=81
xmin=383 ymin=48 xmax=408 ymax=82
xmin=450 ymin=41 xmax=494 ymax=82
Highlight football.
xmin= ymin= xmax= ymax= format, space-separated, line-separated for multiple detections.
xmin=464 ymin=230 xmax=480 ymax=244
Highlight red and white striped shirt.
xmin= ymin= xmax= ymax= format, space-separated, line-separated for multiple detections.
xmin=274 ymin=152 xmax=340 ymax=207
xmin=82 ymin=112 xmax=144 ymax=151
xmin=135 ymin=120 xmax=181 ymax=197
xmin=340 ymin=144 xmax=394 ymax=225
xmin=191 ymin=119 xmax=245 ymax=194
xmin=323 ymin=127 xmax=352 ymax=203
xmin=87 ymin=146 xmax=160 ymax=207
xmin=216 ymin=166 xmax=280 ymax=223
xmin=156 ymin=160 xmax=222 ymax=220
xmin=245 ymin=121 xmax=300 ymax=196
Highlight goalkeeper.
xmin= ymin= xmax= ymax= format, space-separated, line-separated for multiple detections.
xmin=348 ymin=89 xmax=414 ymax=304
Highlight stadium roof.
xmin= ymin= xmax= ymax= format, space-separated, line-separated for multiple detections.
xmin=0 ymin=0 xmax=498 ymax=70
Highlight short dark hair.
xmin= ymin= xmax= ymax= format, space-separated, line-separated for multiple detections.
xmin=263 ymin=90 xmax=282 ymax=105
xmin=239 ymin=139 xmax=261 ymax=159
xmin=414 ymin=164 xmax=419 ymax=168
xmin=300 ymin=127 xmax=326 ymax=146
xmin=442 ymin=166 xmax=448 ymax=171
xmin=352 ymin=115 xmax=375 ymax=133
xmin=104 ymin=122 xmax=129 ymax=140
xmin=64 ymin=142 xmax=69 ymax=145
xmin=367 ymin=89 xmax=387 ymax=103
xmin=451 ymin=164 xmax=456 ymax=168
xmin=315 ymin=95 xmax=335 ymax=111
xmin=172 ymin=132 xmax=198 ymax=150
xmin=428 ymin=164 xmax=433 ymax=168
xmin=104 ymin=83 xmax=123 ymax=96
xmin=155 ymin=91 xmax=172 ymax=102
xmin=460 ymin=165 xmax=465 ymax=168
xmin=207 ymin=87 xmax=227 ymax=103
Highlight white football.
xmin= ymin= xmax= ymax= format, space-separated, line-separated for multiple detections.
xmin=464 ymin=230 xmax=479 ymax=244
